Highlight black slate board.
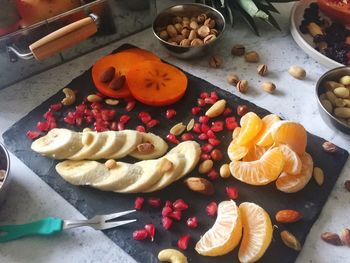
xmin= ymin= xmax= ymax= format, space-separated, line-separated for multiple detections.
xmin=3 ymin=44 xmax=349 ymax=263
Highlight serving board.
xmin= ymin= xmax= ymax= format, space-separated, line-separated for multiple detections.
xmin=3 ymin=44 xmax=349 ymax=263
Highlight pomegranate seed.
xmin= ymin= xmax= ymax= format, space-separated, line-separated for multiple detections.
xmin=144 ymin=224 xmax=155 ymax=242
xmin=26 ymin=130 xmax=41 ymax=140
xmin=37 ymin=121 xmax=49 ymax=132
xmin=198 ymin=133 xmax=208 ymax=140
xmin=135 ymin=125 xmax=146 ymax=132
xmin=148 ymin=197 xmax=162 ymax=208
xmin=133 ymin=229 xmax=148 ymax=241
xmin=162 ymin=206 xmax=173 ymax=217
xmin=200 ymin=153 xmax=211 ymax=160
xmin=237 ymin=105 xmax=248 ymax=116
xmin=206 ymin=202 xmax=218 ymax=217
xmin=166 ymin=134 xmax=180 ymax=144
xmin=75 ymin=117 xmax=83 ymax=126
xmin=43 ymin=110 xmax=54 ymax=121
xmin=181 ymin=133 xmax=194 ymax=141
xmin=206 ymin=130 xmax=217 ymax=139
xmin=117 ymin=122 xmax=125 ymax=131
xmin=225 ymin=117 xmax=238 ymax=130
xmin=140 ymin=116 xmax=151 ymax=124
xmin=201 ymin=143 xmax=213 ymax=153
xmin=226 ymin=186 xmax=239 ymax=200
xmin=186 ymin=217 xmax=198 ymax=229
xmin=50 ymin=103 xmax=62 ymax=112
xmin=162 ymin=217 xmax=173 ymax=230
xmin=120 ymin=114 xmax=131 ymax=124
xmin=125 ymin=100 xmax=136 ymax=112
xmin=207 ymin=169 xmax=219 ymax=180
xmin=134 ymin=197 xmax=144 ymax=210
xmin=200 ymin=123 xmax=210 ymax=133
xmin=101 ymin=109 xmax=115 ymax=121
xmin=165 ymin=200 xmax=173 ymax=208
xmin=64 ymin=116 xmax=75 ymax=125
xmin=199 ymin=115 xmax=209 ymax=123
xmin=191 ymin=107 xmax=201 ymax=115
xmin=200 ymin=92 xmax=209 ymax=99
xmin=210 ymin=91 xmax=218 ymax=100
xmin=173 ymin=199 xmax=189 ymax=211
xmin=169 ymin=210 xmax=182 ymax=221
xmin=177 ymin=234 xmax=190 ymax=250
xmin=76 ymin=104 xmax=87 ymax=113
xmin=147 ymin=119 xmax=159 ymax=128
xmin=166 ymin=109 xmax=176 ymax=119
xmin=48 ymin=121 xmax=57 ymax=130
xmin=210 ymin=149 xmax=223 ymax=161
xmin=110 ymin=121 xmax=118 ymax=131
xmin=223 ymin=107 xmax=232 ymax=116
xmin=211 ymin=121 xmax=224 ymax=132
xmin=197 ymin=98 xmax=205 ymax=107
xmin=204 ymin=97 xmax=216 ymax=104
xmin=138 ymin=111 xmax=151 ymax=119
xmin=208 ymin=138 xmax=220 ymax=146
xmin=85 ymin=116 xmax=94 ymax=124
xmin=91 ymin=102 xmax=102 ymax=109
xmin=193 ymin=123 xmax=201 ymax=133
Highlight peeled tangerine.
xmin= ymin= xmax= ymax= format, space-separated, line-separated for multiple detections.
xmin=195 ymin=200 xmax=242 ymax=256
xmin=236 ymin=112 xmax=263 ymax=146
xmin=255 ymin=114 xmax=281 ymax=147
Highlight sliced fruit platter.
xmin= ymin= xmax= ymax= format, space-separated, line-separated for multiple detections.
xmin=3 ymin=44 xmax=349 ymax=263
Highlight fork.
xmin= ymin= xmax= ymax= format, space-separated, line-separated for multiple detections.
xmin=0 ymin=210 xmax=136 ymax=243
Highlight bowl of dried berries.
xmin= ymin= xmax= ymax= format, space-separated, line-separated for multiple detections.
xmin=152 ymin=3 xmax=225 ymax=59
xmin=0 ymin=142 xmax=10 ymax=205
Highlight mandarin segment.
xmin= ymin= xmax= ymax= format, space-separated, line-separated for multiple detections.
xmin=242 ymin=144 xmax=268 ymax=162
xmin=255 ymin=114 xmax=281 ymax=147
xmin=227 ymin=138 xmax=251 ymax=161
xmin=278 ymin=144 xmax=302 ymax=175
xmin=236 ymin=112 xmax=263 ymax=146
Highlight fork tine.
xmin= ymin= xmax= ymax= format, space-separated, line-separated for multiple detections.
xmin=99 ymin=209 xmax=136 ymax=221
xmin=96 ymin=219 xmax=137 ymax=230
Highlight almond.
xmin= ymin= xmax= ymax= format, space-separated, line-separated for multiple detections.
xmin=183 ymin=177 xmax=215 ymax=195
xmin=186 ymin=118 xmax=195 ymax=131
xmin=313 ymin=167 xmax=324 ymax=186
xmin=275 ymin=210 xmax=302 ymax=223
xmin=281 ymin=230 xmax=301 ymax=251
xmin=205 ymin=99 xmax=226 ymax=118
xmin=321 ymin=232 xmax=343 ymax=246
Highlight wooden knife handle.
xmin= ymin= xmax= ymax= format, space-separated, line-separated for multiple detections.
xmin=29 ymin=15 xmax=98 ymax=61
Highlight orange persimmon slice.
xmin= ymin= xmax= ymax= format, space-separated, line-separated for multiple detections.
xmin=92 ymin=48 xmax=160 ymax=98
xmin=126 ymin=60 xmax=188 ymax=106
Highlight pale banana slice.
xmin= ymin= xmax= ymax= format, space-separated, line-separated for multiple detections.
xmin=56 ymin=160 xmax=109 ymax=185
xmin=144 ymin=153 xmax=186 ymax=193
xmin=69 ymin=132 xmax=108 ymax=160
xmin=129 ymin=132 xmax=168 ymax=160
xmin=167 ymin=141 xmax=201 ymax=178
xmin=107 ymin=130 xmax=142 ymax=159
xmin=88 ymin=131 xmax=125 ymax=160
xmin=116 ymin=159 xmax=163 ymax=193
xmin=31 ymin=128 xmax=83 ymax=159
xmin=92 ymin=162 xmax=139 ymax=191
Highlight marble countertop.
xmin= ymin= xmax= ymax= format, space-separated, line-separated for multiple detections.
xmin=0 ymin=2 xmax=349 ymax=263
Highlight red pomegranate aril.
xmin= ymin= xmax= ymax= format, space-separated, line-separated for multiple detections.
xmin=138 ymin=111 xmax=151 ymax=119
xmin=200 ymin=92 xmax=209 ymax=99
xmin=191 ymin=107 xmax=201 ymax=115
xmin=26 ymin=130 xmax=41 ymax=140
xmin=193 ymin=123 xmax=201 ymax=133
xmin=237 ymin=105 xmax=248 ymax=116
xmin=181 ymin=133 xmax=194 ymax=141
xmin=225 ymin=117 xmax=238 ymax=130
xmin=162 ymin=217 xmax=173 ymax=230
xmin=75 ymin=117 xmax=83 ymax=126
xmin=199 ymin=115 xmax=209 ymax=123
xmin=204 ymin=97 xmax=216 ymax=104
xmin=201 ymin=143 xmax=213 ymax=153
xmin=43 ymin=110 xmax=54 ymax=120
xmin=200 ymin=153 xmax=211 ymax=161
xmin=200 ymin=123 xmax=210 ymax=133
xmin=134 ymin=197 xmax=145 ymax=210
xmin=223 ymin=107 xmax=232 ymax=116
xmin=206 ymin=201 xmax=218 ymax=217
xmin=197 ymin=98 xmax=206 ymax=107
xmin=91 ymin=102 xmax=102 ymax=109
xmin=165 ymin=200 xmax=173 ymax=208
xmin=110 ymin=121 xmax=118 ymax=131
xmin=166 ymin=109 xmax=176 ymax=119
xmin=125 ymin=100 xmax=136 ymax=112
xmin=50 ymin=103 xmax=62 ymax=112
xmin=206 ymin=130 xmax=217 ymax=139
xmin=226 ymin=186 xmax=239 ymax=200
xmin=198 ymin=133 xmax=208 ymax=140
xmin=207 ymin=169 xmax=219 ymax=180
xmin=117 ymin=122 xmax=125 ymax=131
xmin=144 ymin=224 xmax=155 ymax=242
xmin=210 ymin=149 xmax=223 ymax=161
xmin=146 ymin=119 xmax=159 ymax=128
xmin=162 ymin=206 xmax=173 ymax=217
xmin=76 ymin=104 xmax=87 ymax=113
xmin=133 ymin=229 xmax=149 ymax=241
xmin=208 ymin=138 xmax=220 ymax=146
xmin=63 ymin=116 xmax=75 ymax=125
xmin=85 ymin=116 xmax=94 ymax=124
xmin=141 ymin=116 xmax=151 ymax=124
xmin=120 ymin=114 xmax=131 ymax=124
xmin=173 ymin=199 xmax=189 ymax=211
xmin=37 ymin=121 xmax=49 ymax=132
xmin=148 ymin=197 xmax=162 ymax=208
xmin=211 ymin=121 xmax=224 ymax=132
xmin=101 ymin=109 xmax=115 ymax=121
xmin=135 ymin=125 xmax=146 ymax=133
xmin=166 ymin=134 xmax=180 ymax=144
xmin=177 ymin=234 xmax=190 ymax=250
xmin=169 ymin=210 xmax=182 ymax=221
xmin=186 ymin=217 xmax=198 ymax=229
xmin=49 ymin=121 xmax=57 ymax=130
xmin=210 ymin=91 xmax=218 ymax=100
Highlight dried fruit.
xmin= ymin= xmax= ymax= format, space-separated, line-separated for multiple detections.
xmin=340 ymin=228 xmax=350 ymax=247
xmin=178 ymin=234 xmax=190 ymax=250
xmin=184 ymin=177 xmax=215 ymax=195
xmin=133 ymin=229 xmax=149 ymax=241
xmin=206 ymin=201 xmax=218 ymax=217
xmin=231 ymin=44 xmax=245 ymax=56
xmin=148 ymin=197 xmax=162 ymax=208
xmin=280 ymin=230 xmax=301 ymax=251
xmin=226 ymin=186 xmax=238 ymax=199
xmin=145 ymin=224 xmax=155 ymax=241
xmin=257 ymin=64 xmax=268 ymax=76
xmin=322 ymin=141 xmax=338 ymax=153
xmin=237 ymin=80 xmax=248 ymax=93
xmin=321 ymin=232 xmax=343 ymax=246
xmin=275 ymin=210 xmax=301 ymax=223
xmin=187 ymin=217 xmax=199 ymax=228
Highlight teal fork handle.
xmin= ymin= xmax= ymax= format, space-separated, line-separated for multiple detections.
xmin=0 ymin=217 xmax=63 ymax=242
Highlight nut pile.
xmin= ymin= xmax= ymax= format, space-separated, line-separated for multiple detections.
xmin=0 ymin=169 xmax=5 ymax=187
xmin=156 ymin=14 xmax=220 ymax=46
xmin=319 ymin=75 xmax=350 ymax=126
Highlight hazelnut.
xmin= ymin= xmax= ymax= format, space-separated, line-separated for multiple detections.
xmin=159 ymin=30 xmax=168 ymax=41
xmin=190 ymin=21 xmax=199 ymax=30
xmin=204 ymin=18 xmax=215 ymax=29
xmin=245 ymin=51 xmax=260 ymax=62
xmin=231 ymin=44 xmax=245 ymax=56
xmin=203 ymin=34 xmax=216 ymax=44
xmin=210 ymin=28 xmax=219 ymax=36
xmin=197 ymin=25 xmax=210 ymax=38
xmin=190 ymin=38 xmax=203 ymax=46
xmin=237 ymin=80 xmax=248 ymax=93
xmin=179 ymin=38 xmax=191 ymax=46
xmin=181 ymin=28 xmax=190 ymax=38
xmin=188 ymin=30 xmax=197 ymax=41
xmin=261 ymin=81 xmax=276 ymax=93
xmin=173 ymin=16 xmax=182 ymax=24
xmin=257 ymin=64 xmax=268 ymax=76
xmin=197 ymin=13 xmax=207 ymax=24
xmin=209 ymin=55 xmax=221 ymax=68
xmin=226 ymin=73 xmax=239 ymax=86
xmin=166 ymin=24 xmax=177 ymax=38
xmin=174 ymin=23 xmax=183 ymax=33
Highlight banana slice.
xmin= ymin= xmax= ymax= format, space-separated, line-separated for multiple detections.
xmin=69 ymin=132 xmax=108 ymax=160
xmin=56 ymin=160 xmax=109 ymax=185
xmin=116 ymin=159 xmax=163 ymax=193
xmin=92 ymin=162 xmax=139 ymax=191
xmin=107 ymin=130 xmax=142 ymax=159
xmin=167 ymin=141 xmax=201 ymax=178
xmin=144 ymin=153 xmax=186 ymax=193
xmin=129 ymin=132 xmax=168 ymax=160
xmin=88 ymin=131 xmax=125 ymax=160
xmin=31 ymin=128 xmax=83 ymax=159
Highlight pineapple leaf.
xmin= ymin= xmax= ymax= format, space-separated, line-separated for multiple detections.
xmin=254 ymin=0 xmax=280 ymax=13
xmin=262 ymin=9 xmax=281 ymax=30
xmin=268 ymin=0 xmax=297 ymax=2
xmin=237 ymin=0 xmax=269 ymax=20
xmin=232 ymin=0 xmax=260 ymax=35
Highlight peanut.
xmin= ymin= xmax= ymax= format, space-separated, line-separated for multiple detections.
xmin=220 ymin=164 xmax=231 ymax=178
xmin=105 ymin=159 xmax=117 ymax=169
xmin=205 ymin=99 xmax=226 ymax=118
xmin=198 ymin=160 xmax=213 ymax=174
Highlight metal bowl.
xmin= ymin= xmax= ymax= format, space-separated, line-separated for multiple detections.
xmin=0 ymin=142 xmax=10 ymax=206
xmin=152 ymin=3 xmax=225 ymax=59
xmin=316 ymin=66 xmax=350 ymax=134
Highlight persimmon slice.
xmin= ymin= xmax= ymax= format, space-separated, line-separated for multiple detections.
xmin=92 ymin=48 xmax=160 ymax=98
xmin=126 ymin=60 xmax=188 ymax=106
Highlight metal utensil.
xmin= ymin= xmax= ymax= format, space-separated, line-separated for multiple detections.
xmin=0 ymin=210 xmax=136 ymax=243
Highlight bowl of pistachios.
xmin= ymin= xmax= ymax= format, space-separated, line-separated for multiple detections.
xmin=152 ymin=3 xmax=225 ymax=59
xmin=316 ymin=66 xmax=350 ymax=134
xmin=0 ymin=142 xmax=10 ymax=205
